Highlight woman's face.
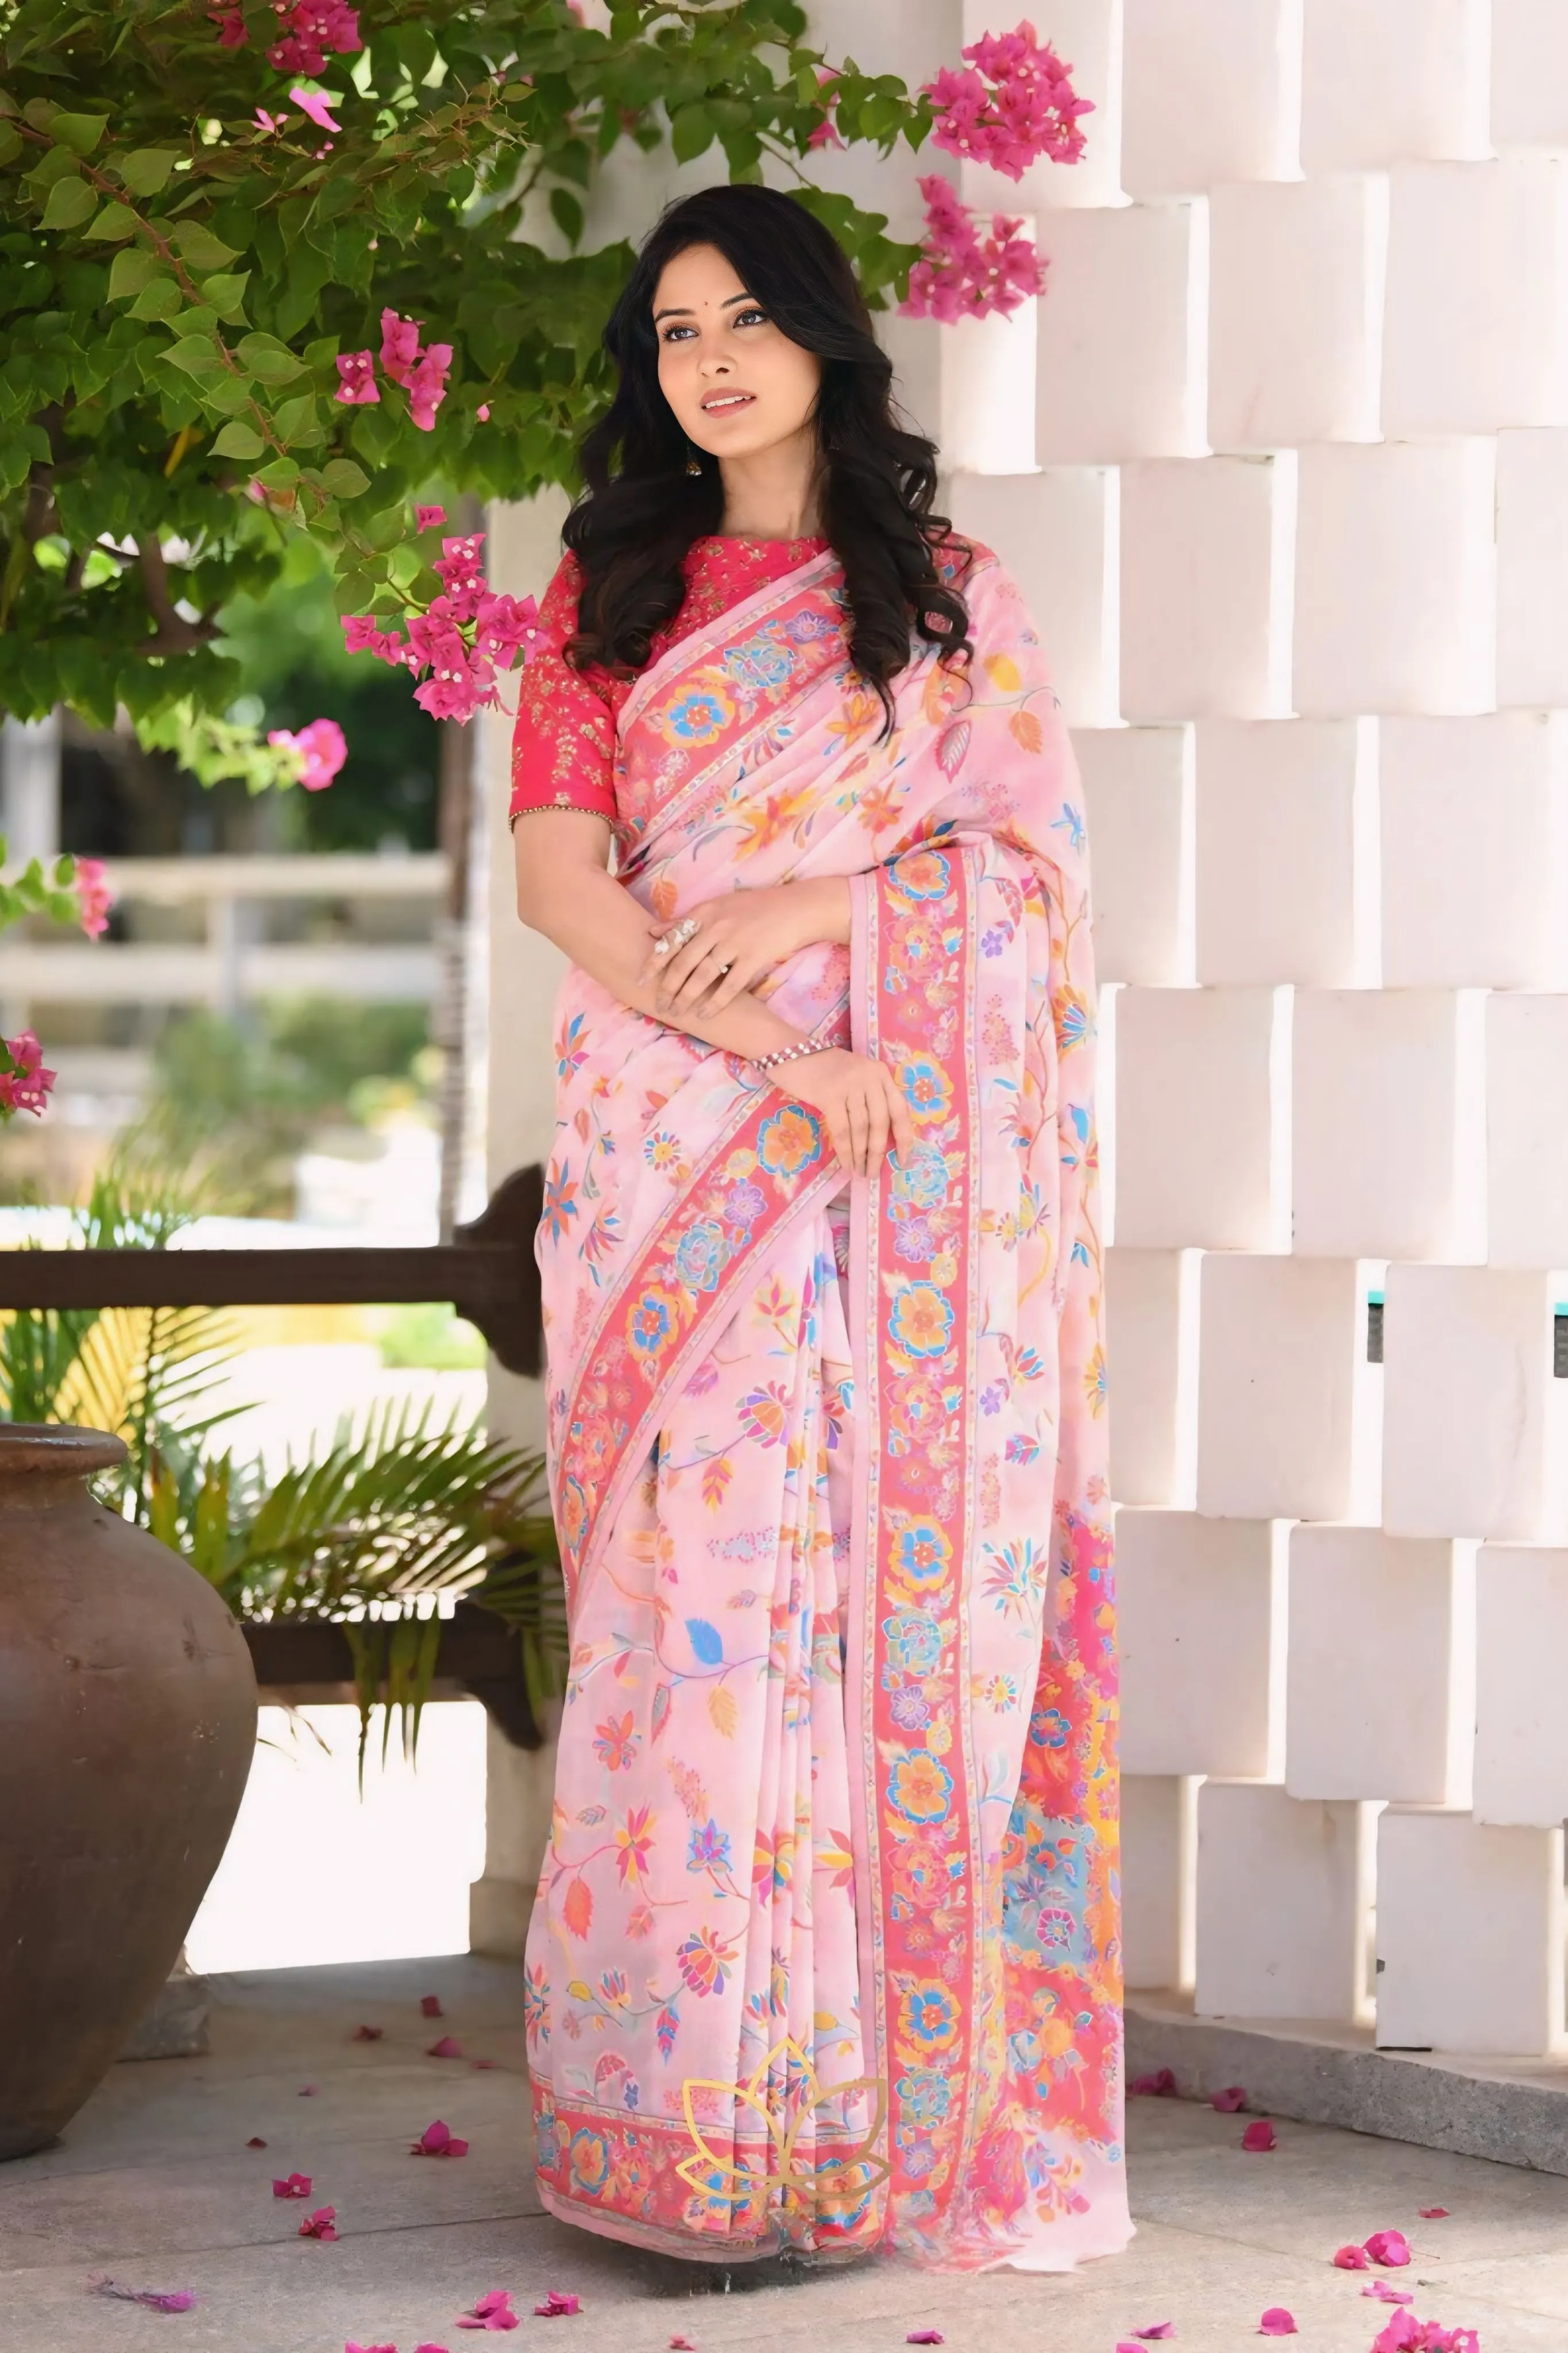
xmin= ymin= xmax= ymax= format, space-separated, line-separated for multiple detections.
xmin=653 ymin=241 xmax=821 ymax=464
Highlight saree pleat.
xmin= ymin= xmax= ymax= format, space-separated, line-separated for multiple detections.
xmin=524 ymin=547 xmax=1130 ymax=2270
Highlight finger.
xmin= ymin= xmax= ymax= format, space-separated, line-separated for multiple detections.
xmin=672 ymin=947 xmax=732 ymax=1013
xmin=886 ymin=1071 xmax=917 ymax=1161
xmin=828 ymin=1113 xmax=853 ymax=1170
xmin=847 ymin=1091 xmax=869 ymax=1179
xmin=866 ymin=1082 xmax=890 ymax=1168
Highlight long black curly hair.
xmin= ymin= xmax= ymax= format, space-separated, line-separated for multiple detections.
xmin=562 ymin=183 xmax=973 ymax=731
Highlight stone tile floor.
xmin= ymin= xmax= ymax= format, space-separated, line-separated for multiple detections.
xmin=2 ymin=1955 xmax=1565 ymax=2352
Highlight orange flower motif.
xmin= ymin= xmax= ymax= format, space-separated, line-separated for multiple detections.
xmin=756 ymin=1104 xmax=822 ymax=1177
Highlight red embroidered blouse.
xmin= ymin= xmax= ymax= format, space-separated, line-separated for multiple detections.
xmin=508 ymin=533 xmax=829 ymax=828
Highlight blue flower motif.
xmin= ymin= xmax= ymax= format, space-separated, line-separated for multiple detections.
xmin=674 ymin=1218 xmax=729 ymax=1293
xmin=897 ymin=2067 xmax=952 ymax=2126
xmin=882 ymin=1610 xmax=941 ymax=1673
xmin=688 ymin=1818 xmax=732 ymax=1874
xmin=890 ymin=1140 xmax=949 ymax=1210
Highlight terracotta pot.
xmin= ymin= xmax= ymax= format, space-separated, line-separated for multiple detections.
xmin=0 ymin=1424 xmax=257 ymax=2159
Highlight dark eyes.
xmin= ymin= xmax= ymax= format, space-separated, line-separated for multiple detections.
xmin=661 ymin=307 xmax=769 ymax=342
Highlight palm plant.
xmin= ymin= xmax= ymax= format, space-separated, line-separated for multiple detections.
xmin=0 ymin=1147 xmax=565 ymax=1765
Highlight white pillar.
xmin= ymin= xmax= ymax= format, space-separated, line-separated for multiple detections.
xmin=1 ymin=710 xmax=61 ymax=870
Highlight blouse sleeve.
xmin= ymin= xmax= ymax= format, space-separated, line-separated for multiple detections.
xmin=508 ymin=553 xmax=618 ymax=827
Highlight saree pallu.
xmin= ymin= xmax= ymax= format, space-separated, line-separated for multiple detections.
xmin=523 ymin=545 xmax=1130 ymax=2271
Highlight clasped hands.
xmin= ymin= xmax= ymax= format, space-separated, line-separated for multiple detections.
xmin=636 ymin=875 xmax=848 ymax=1020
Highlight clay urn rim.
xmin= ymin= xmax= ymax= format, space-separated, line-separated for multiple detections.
xmin=0 ymin=1422 xmax=128 ymax=1476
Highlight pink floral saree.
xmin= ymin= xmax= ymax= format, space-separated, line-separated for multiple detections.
xmin=524 ymin=541 xmax=1130 ymax=2272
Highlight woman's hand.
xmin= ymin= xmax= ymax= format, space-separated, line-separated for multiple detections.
xmin=776 ymin=1047 xmax=916 ymax=1178
xmin=638 ymin=878 xmax=851 ymax=1020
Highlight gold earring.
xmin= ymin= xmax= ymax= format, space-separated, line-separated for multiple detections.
xmin=685 ymin=447 xmax=703 ymax=476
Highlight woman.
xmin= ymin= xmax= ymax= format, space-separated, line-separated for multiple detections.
xmin=510 ymin=183 xmax=1127 ymax=2274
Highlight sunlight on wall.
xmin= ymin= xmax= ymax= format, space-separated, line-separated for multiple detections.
xmin=186 ymin=1702 xmax=488 ymax=1974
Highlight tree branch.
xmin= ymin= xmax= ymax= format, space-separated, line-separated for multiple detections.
xmin=134 ymin=534 xmax=219 ymax=659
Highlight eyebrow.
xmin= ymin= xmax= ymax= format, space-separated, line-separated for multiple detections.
xmin=651 ymin=292 xmax=758 ymax=325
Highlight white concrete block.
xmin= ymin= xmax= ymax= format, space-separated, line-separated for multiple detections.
xmin=1383 ymin=163 xmax=1568 ymax=437
xmin=1121 ymin=456 xmax=1294 ymax=723
xmin=948 ymin=468 xmax=1118 ymax=728
xmin=1034 ymin=202 xmax=1207 ymax=465
xmin=1492 ymin=0 xmax=1568 ymax=153
xmin=1195 ymin=718 xmax=1374 ymax=987
xmin=1122 ymin=0 xmax=1301 ymax=197
xmin=1376 ymin=1810 xmax=1565 ymax=2054
xmin=1196 ymin=1781 xmax=1377 ymax=2023
xmin=1076 ymin=724 xmax=1193 ymax=985
xmin=960 ymin=0 xmax=1126 ymax=213
xmin=1208 ymin=176 xmax=1385 ymax=452
xmin=1106 ymin=1247 xmax=1200 ymax=1507
xmin=1382 ymin=1265 xmax=1566 ymax=1541
xmin=1122 ymin=1772 xmax=1199 ymax=1993
xmin=1474 ymin=1545 xmax=1568 ymax=1825
xmin=1497 ymin=432 xmax=1568 ymax=708
xmin=1293 ymin=989 xmax=1486 ymax=1262
xmin=1302 ymin=0 xmax=1490 ymax=172
xmin=940 ymin=268 xmax=1037 ymax=476
xmin=1111 ymin=986 xmax=1289 ymax=1251
xmin=1380 ymin=713 xmax=1568 ymax=990
xmin=1293 ymin=441 xmax=1497 ymax=718
xmin=1197 ymin=1253 xmax=1384 ymax=1524
xmin=1118 ymin=1509 xmax=1287 ymax=1778
xmin=1486 ymin=996 xmax=1568 ymax=1268
xmin=1286 ymin=1527 xmax=1476 ymax=1807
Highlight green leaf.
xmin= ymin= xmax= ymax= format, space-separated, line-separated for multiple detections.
xmin=210 ymin=420 xmax=265 ymax=459
xmin=118 ymin=148 xmax=180 ymax=196
xmin=174 ymin=222 xmax=242 ymax=271
xmin=161 ymin=333 xmax=227 ymax=379
xmin=84 ymin=200 xmax=140 ymax=242
xmin=318 ymin=457 xmax=368 ymax=499
xmin=0 ymin=121 xmax=22 ymax=167
xmin=47 ymin=110 xmax=109 ymax=156
xmin=40 ymin=174 xmax=96 ymax=231
xmin=237 ymin=331 xmax=304 ymax=384
xmin=254 ymin=455 xmax=299 ymax=489
xmin=670 ymin=103 xmax=715 ymax=163
xmin=549 ymin=186 xmax=584 ymax=245
xmin=107 ymin=245 xmax=159 ymax=299
xmin=271 ymin=391 xmax=320 ymax=445
xmin=128 ymin=275 xmax=184 ymax=321
xmin=199 ymin=270 xmax=250 ymax=321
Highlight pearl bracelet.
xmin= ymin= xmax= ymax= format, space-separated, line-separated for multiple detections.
xmin=751 ymin=1036 xmax=833 ymax=1078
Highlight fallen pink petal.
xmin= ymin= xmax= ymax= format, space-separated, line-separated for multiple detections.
xmin=412 ymin=2120 xmax=469 ymax=2158
xmin=272 ymin=2173 xmax=312 ymax=2198
xmin=1133 ymin=2330 xmax=1176 ymax=2343
xmin=346 ymin=2343 xmax=397 ymax=2352
xmin=299 ymin=2207 xmax=338 ymax=2240
xmin=246 ymin=2136 xmax=267 ymax=2148
xmin=427 ymin=2034 xmax=465 ymax=2059
xmin=89 ymin=2277 xmax=196 ymax=2313
xmin=298 ymin=2083 xmax=319 ymax=2096
xmin=1130 ymin=2069 xmax=1177 ymax=2097
xmin=1419 ymin=2208 xmax=1451 ymax=2220
xmin=352 ymin=2024 xmax=384 ymax=2042
xmin=1364 ymin=2282 xmax=1416 ymax=2305
xmin=471 ymin=2059 xmax=497 ymax=2071
xmin=1242 ymin=2120 xmax=1277 ymax=2151
xmin=1210 ymin=2086 xmax=1247 ymax=2112
xmin=421 ymin=1995 xmax=445 ymax=2017
xmin=535 ymin=2290 xmax=581 ymax=2316
xmin=1365 ymin=2228 xmax=1413 ymax=2267
xmin=1335 ymin=2244 xmax=1372 ymax=2269
xmin=1258 ymin=2313 xmax=1297 ymax=2338
xmin=669 ymin=2338 xmax=697 ymax=2351
xmin=457 ymin=2289 xmax=519 ymax=2332
xmin=906 ymin=2334 xmax=944 ymax=2346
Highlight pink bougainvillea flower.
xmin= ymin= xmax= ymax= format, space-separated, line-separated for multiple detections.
xmin=806 ymin=66 xmax=843 ymax=150
xmin=254 ymin=107 xmax=285 ymax=132
xmin=407 ymin=342 xmax=454 ymax=431
xmin=534 ymin=2290 xmax=581 ymax=2316
xmin=475 ymin=403 xmax=491 ymax=421
xmin=1419 ymin=2208 xmax=1451 ymax=2220
xmin=208 ymin=5 xmax=247 ymax=45
xmin=1132 ymin=2331 xmax=1175 ymax=2343
xmin=412 ymin=2120 xmax=469 ymax=2158
xmin=1365 ymin=2282 xmax=1416 ymax=2305
xmin=906 ymin=2335 xmax=944 ymax=2346
xmin=456 ymin=2289 xmax=519 ymax=2331
xmin=381 ymin=308 xmax=424 ymax=387
xmin=427 ymin=2035 xmax=465 ymax=2059
xmin=352 ymin=2024 xmax=384 ymax=2042
xmin=268 ymin=718 xmax=347 ymax=792
xmin=416 ymin=505 xmax=447 ymax=530
xmin=1129 ymin=2069 xmax=1177 ymax=2097
xmin=669 ymin=2338 xmax=697 ymax=2351
xmin=272 ymin=2173 xmax=312 ymax=2198
xmin=334 ymin=349 xmax=379 ymax=406
xmin=1334 ymin=2243 xmax=1370 ymax=2268
xmin=1241 ymin=2120 xmax=1277 ymax=2152
xmin=289 ymin=83 xmax=342 ymax=133
xmin=420 ymin=1994 xmax=444 ymax=2017
xmin=1370 ymin=2319 xmax=1481 ymax=2353
xmin=299 ymin=2207 xmax=338 ymax=2239
xmin=89 ymin=2278 xmax=196 ymax=2313
xmin=247 ymin=2137 xmax=267 ymax=2148
xmin=257 ymin=0 xmax=361 ymax=74
xmin=1365 ymin=2229 xmax=1412 ymax=2267
xmin=1258 ymin=2315 xmax=1297 ymax=2339
xmin=346 ymin=2342 xmax=397 ymax=2352
xmin=899 ymin=175 xmax=1046 ymax=323
xmin=0 ymin=1030 xmax=56 ymax=1117
xmin=922 ymin=21 xmax=1094 ymax=179
xmin=1211 ymin=2086 xmax=1247 ymax=2112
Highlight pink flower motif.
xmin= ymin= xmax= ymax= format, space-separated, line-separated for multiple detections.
xmin=1366 ymin=2229 xmax=1413 ymax=2268
xmin=381 ymin=308 xmax=424 ymax=387
xmin=412 ymin=2119 xmax=469 ymax=2157
xmin=334 ymin=350 xmax=379 ymax=406
xmin=0 ymin=1031 xmax=55 ymax=1117
xmin=1241 ymin=2119 xmax=1277 ymax=2152
xmin=289 ymin=83 xmax=342 ymax=133
xmin=922 ymin=21 xmax=1094 ymax=180
xmin=72 ymin=855 xmax=112 ymax=939
xmin=534 ymin=2290 xmax=581 ymax=2317
xmin=416 ymin=504 xmax=447 ymax=530
xmin=272 ymin=2173 xmax=312 ymax=2198
xmin=426 ymin=2035 xmax=464 ymax=2059
xmin=1210 ymin=2086 xmax=1247 ymax=2112
xmin=1258 ymin=2315 xmax=1296 ymax=2339
xmin=898 ymin=175 xmax=1046 ymax=323
xmin=1334 ymin=2244 xmax=1371 ymax=2269
xmin=806 ymin=67 xmax=843 ymax=150
xmin=407 ymin=342 xmax=453 ymax=431
xmin=457 ymin=2289 xmax=520 ymax=2331
xmin=268 ymin=718 xmax=347 ymax=791
xmin=298 ymin=2207 xmax=338 ymax=2240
